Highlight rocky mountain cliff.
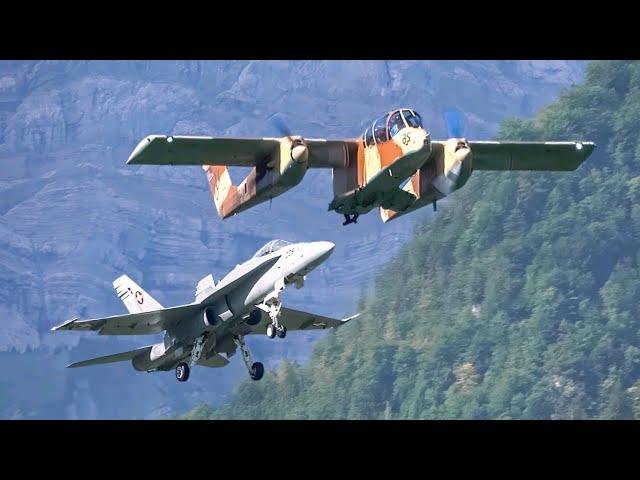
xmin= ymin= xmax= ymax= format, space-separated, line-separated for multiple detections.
xmin=0 ymin=60 xmax=585 ymax=418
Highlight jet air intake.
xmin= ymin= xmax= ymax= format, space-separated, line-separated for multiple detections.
xmin=203 ymin=304 xmax=233 ymax=328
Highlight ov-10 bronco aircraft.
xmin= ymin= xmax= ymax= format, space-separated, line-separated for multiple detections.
xmin=127 ymin=108 xmax=595 ymax=226
xmin=52 ymin=240 xmax=355 ymax=382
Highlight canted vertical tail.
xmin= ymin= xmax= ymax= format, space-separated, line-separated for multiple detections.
xmin=202 ymin=165 xmax=240 ymax=219
xmin=113 ymin=275 xmax=163 ymax=314
xmin=202 ymin=164 xmax=264 ymax=219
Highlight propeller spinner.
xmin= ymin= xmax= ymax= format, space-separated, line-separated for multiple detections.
xmin=270 ymin=114 xmax=308 ymax=163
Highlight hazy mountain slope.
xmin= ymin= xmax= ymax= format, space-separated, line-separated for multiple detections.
xmin=185 ymin=60 xmax=640 ymax=420
xmin=0 ymin=60 xmax=585 ymax=418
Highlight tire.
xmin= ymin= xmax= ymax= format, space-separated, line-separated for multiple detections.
xmin=276 ymin=325 xmax=287 ymax=339
xmin=250 ymin=362 xmax=264 ymax=381
xmin=266 ymin=324 xmax=276 ymax=338
xmin=176 ymin=362 xmax=190 ymax=382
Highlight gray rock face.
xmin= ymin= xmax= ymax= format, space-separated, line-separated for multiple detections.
xmin=0 ymin=60 xmax=585 ymax=418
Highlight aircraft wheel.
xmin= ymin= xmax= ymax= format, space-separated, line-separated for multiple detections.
xmin=176 ymin=362 xmax=190 ymax=382
xmin=250 ymin=362 xmax=264 ymax=381
xmin=266 ymin=324 xmax=276 ymax=339
xmin=276 ymin=325 xmax=287 ymax=339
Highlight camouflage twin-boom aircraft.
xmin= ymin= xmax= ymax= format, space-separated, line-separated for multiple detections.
xmin=127 ymin=108 xmax=595 ymax=225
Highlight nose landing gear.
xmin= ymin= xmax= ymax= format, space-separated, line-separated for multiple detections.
xmin=276 ymin=325 xmax=287 ymax=338
xmin=259 ymin=293 xmax=287 ymax=340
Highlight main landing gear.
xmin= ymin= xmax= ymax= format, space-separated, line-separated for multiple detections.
xmin=343 ymin=213 xmax=359 ymax=226
xmin=176 ymin=362 xmax=190 ymax=382
xmin=262 ymin=295 xmax=287 ymax=339
xmin=233 ymin=335 xmax=264 ymax=381
xmin=175 ymin=335 xmax=206 ymax=383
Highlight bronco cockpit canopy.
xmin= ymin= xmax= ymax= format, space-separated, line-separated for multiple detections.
xmin=362 ymin=108 xmax=424 ymax=147
xmin=252 ymin=239 xmax=292 ymax=258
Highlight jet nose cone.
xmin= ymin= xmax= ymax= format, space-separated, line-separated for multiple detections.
xmin=316 ymin=241 xmax=335 ymax=258
xmin=307 ymin=241 xmax=335 ymax=265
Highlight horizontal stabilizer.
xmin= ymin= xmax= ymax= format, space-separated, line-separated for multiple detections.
xmin=67 ymin=345 xmax=153 ymax=368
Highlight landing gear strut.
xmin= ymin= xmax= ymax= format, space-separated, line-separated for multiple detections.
xmin=343 ymin=214 xmax=359 ymax=226
xmin=261 ymin=294 xmax=286 ymax=339
xmin=189 ymin=335 xmax=206 ymax=366
xmin=176 ymin=362 xmax=190 ymax=382
xmin=233 ymin=335 xmax=264 ymax=381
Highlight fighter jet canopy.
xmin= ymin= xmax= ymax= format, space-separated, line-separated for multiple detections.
xmin=252 ymin=239 xmax=292 ymax=258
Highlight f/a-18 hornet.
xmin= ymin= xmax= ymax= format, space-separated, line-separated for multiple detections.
xmin=127 ymin=108 xmax=595 ymax=226
xmin=52 ymin=240 xmax=355 ymax=382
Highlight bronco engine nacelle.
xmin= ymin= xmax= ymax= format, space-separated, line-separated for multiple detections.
xmin=204 ymin=136 xmax=309 ymax=220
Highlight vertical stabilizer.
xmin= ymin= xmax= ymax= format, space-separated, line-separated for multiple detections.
xmin=113 ymin=275 xmax=163 ymax=314
xmin=195 ymin=274 xmax=216 ymax=303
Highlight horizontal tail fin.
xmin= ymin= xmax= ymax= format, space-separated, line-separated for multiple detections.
xmin=113 ymin=275 xmax=163 ymax=314
xmin=67 ymin=345 xmax=153 ymax=368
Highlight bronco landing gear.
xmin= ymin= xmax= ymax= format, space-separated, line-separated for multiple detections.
xmin=176 ymin=362 xmax=190 ymax=382
xmin=276 ymin=325 xmax=287 ymax=338
xmin=233 ymin=335 xmax=264 ymax=381
xmin=343 ymin=213 xmax=359 ymax=226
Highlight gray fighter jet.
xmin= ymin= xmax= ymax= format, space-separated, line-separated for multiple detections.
xmin=52 ymin=239 xmax=356 ymax=382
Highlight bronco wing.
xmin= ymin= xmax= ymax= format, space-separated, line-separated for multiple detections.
xmin=470 ymin=141 xmax=595 ymax=171
xmin=127 ymin=135 xmax=357 ymax=169
xmin=247 ymin=307 xmax=358 ymax=334
xmin=127 ymin=135 xmax=280 ymax=167
xmin=51 ymin=303 xmax=203 ymax=336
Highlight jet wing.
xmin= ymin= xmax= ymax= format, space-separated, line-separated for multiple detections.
xmin=127 ymin=135 xmax=280 ymax=167
xmin=247 ymin=307 xmax=358 ymax=334
xmin=51 ymin=303 xmax=203 ymax=336
xmin=469 ymin=141 xmax=595 ymax=171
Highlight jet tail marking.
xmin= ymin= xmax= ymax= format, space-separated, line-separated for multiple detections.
xmin=113 ymin=275 xmax=163 ymax=314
